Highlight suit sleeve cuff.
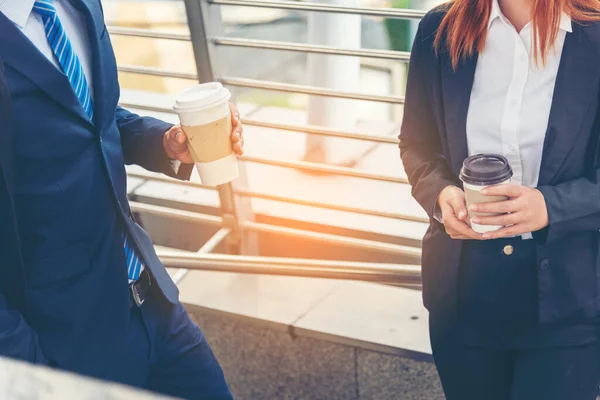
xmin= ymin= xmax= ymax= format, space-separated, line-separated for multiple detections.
xmin=531 ymin=185 xmax=558 ymax=245
xmin=427 ymin=183 xmax=459 ymax=232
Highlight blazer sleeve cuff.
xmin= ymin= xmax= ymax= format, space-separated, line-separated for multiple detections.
xmin=532 ymin=185 xmax=563 ymax=245
xmin=414 ymin=180 xmax=458 ymax=232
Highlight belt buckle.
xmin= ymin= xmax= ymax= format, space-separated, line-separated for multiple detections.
xmin=131 ymin=281 xmax=145 ymax=307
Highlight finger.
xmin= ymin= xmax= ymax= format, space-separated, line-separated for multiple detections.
xmin=472 ymin=212 xmax=522 ymax=227
xmin=167 ymin=126 xmax=185 ymax=143
xmin=167 ymin=136 xmax=188 ymax=154
xmin=175 ymin=129 xmax=187 ymax=144
xmin=445 ymin=217 xmax=483 ymax=240
xmin=229 ymin=103 xmax=241 ymax=127
xmin=231 ymin=127 xmax=243 ymax=142
xmin=233 ymin=140 xmax=244 ymax=155
xmin=481 ymin=184 xmax=522 ymax=197
xmin=471 ymin=199 xmax=519 ymax=214
xmin=440 ymin=203 xmax=467 ymax=225
xmin=447 ymin=232 xmax=469 ymax=240
xmin=446 ymin=197 xmax=468 ymax=221
xmin=482 ymin=224 xmax=526 ymax=240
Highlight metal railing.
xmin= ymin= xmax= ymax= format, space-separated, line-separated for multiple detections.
xmin=131 ymin=201 xmax=421 ymax=260
xmin=209 ymin=0 xmax=426 ymax=19
xmin=113 ymin=0 xmax=427 ymax=285
xmin=158 ymin=252 xmax=421 ymax=284
xmin=212 ymin=37 xmax=411 ymax=61
xmin=127 ymin=169 xmax=425 ymax=223
xmin=133 ymin=202 xmax=422 ymax=285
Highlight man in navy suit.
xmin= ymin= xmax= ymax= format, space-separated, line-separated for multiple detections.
xmin=0 ymin=0 xmax=243 ymax=398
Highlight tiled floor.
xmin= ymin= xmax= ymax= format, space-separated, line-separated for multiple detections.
xmin=176 ymin=268 xmax=430 ymax=357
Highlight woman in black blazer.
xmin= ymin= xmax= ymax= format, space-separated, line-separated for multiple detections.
xmin=400 ymin=0 xmax=600 ymax=399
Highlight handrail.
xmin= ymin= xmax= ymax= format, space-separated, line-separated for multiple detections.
xmin=119 ymin=102 xmax=175 ymax=115
xmin=119 ymin=101 xmax=400 ymax=145
xmin=243 ymin=220 xmax=421 ymax=261
xmin=235 ymin=188 xmax=428 ymax=223
xmin=130 ymin=202 xmax=224 ymax=226
xmin=127 ymin=169 xmax=424 ymax=223
xmin=107 ymin=26 xmax=191 ymax=41
xmin=171 ymin=227 xmax=232 ymax=284
xmin=220 ymin=77 xmax=405 ymax=104
xmin=209 ymin=0 xmax=426 ymax=19
xmin=242 ymin=118 xmax=399 ymax=144
xmin=118 ymin=65 xmax=198 ymax=80
xmin=212 ymin=37 xmax=410 ymax=61
xmin=117 ymin=69 xmax=404 ymax=104
xmin=129 ymin=199 xmax=420 ymax=260
xmin=128 ymin=170 xmax=217 ymax=191
xmin=157 ymin=251 xmax=422 ymax=284
xmin=239 ymin=155 xmax=410 ymax=184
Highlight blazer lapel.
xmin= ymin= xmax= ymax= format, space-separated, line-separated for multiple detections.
xmin=69 ymin=0 xmax=109 ymax=129
xmin=538 ymin=24 xmax=600 ymax=185
xmin=0 ymin=12 xmax=92 ymax=127
xmin=441 ymin=53 xmax=478 ymax=176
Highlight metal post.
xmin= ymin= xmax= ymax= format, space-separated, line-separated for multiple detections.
xmin=182 ymin=0 xmax=259 ymax=255
xmin=305 ymin=0 xmax=362 ymax=165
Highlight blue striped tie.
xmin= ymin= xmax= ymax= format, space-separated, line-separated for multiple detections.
xmin=34 ymin=0 xmax=144 ymax=282
xmin=33 ymin=0 xmax=93 ymax=119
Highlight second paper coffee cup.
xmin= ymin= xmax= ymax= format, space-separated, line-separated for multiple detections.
xmin=459 ymin=154 xmax=513 ymax=234
xmin=173 ymin=82 xmax=238 ymax=186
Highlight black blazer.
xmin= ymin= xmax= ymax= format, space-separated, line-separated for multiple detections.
xmin=400 ymin=7 xmax=600 ymax=323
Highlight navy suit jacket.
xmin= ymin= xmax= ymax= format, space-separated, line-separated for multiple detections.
xmin=400 ymin=7 xmax=600 ymax=324
xmin=0 ymin=0 xmax=192 ymax=377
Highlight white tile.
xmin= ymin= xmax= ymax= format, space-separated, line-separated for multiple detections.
xmin=177 ymin=271 xmax=341 ymax=326
xmin=294 ymin=282 xmax=431 ymax=355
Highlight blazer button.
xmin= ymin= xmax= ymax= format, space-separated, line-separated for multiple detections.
xmin=540 ymin=259 xmax=550 ymax=271
xmin=503 ymin=245 xmax=514 ymax=256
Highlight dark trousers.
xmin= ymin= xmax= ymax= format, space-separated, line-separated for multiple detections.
xmin=430 ymin=238 xmax=600 ymax=400
xmin=430 ymin=318 xmax=600 ymax=400
xmin=117 ymin=282 xmax=233 ymax=399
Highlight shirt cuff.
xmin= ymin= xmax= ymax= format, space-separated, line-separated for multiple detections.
xmin=433 ymin=203 xmax=444 ymax=224
xmin=170 ymin=160 xmax=182 ymax=175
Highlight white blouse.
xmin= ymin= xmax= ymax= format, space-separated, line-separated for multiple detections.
xmin=466 ymin=0 xmax=572 ymax=189
xmin=465 ymin=0 xmax=572 ymax=238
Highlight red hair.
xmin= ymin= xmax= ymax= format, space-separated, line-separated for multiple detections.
xmin=435 ymin=0 xmax=600 ymax=69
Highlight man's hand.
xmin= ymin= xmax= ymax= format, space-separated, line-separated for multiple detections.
xmin=438 ymin=186 xmax=483 ymax=240
xmin=163 ymin=102 xmax=244 ymax=163
xmin=470 ymin=184 xmax=549 ymax=239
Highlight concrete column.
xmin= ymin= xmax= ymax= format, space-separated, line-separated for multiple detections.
xmin=304 ymin=0 xmax=362 ymax=164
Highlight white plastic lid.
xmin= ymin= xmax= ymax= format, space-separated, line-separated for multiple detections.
xmin=173 ymin=82 xmax=231 ymax=112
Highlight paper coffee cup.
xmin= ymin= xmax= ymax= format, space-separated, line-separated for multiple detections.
xmin=173 ymin=82 xmax=238 ymax=186
xmin=459 ymin=154 xmax=513 ymax=234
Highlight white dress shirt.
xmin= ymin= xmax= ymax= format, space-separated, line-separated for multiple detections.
xmin=0 ymin=0 xmax=94 ymax=97
xmin=465 ymin=0 xmax=571 ymax=238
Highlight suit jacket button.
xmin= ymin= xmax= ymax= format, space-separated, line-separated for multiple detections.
xmin=540 ymin=259 xmax=550 ymax=271
xmin=503 ymin=245 xmax=514 ymax=256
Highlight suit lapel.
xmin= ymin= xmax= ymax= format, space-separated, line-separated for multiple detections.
xmin=441 ymin=53 xmax=478 ymax=176
xmin=538 ymin=24 xmax=600 ymax=185
xmin=0 ymin=12 xmax=92 ymax=127
xmin=68 ymin=0 xmax=108 ymax=128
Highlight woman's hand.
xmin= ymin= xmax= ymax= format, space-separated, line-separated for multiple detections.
xmin=437 ymin=186 xmax=483 ymax=240
xmin=470 ymin=184 xmax=549 ymax=239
